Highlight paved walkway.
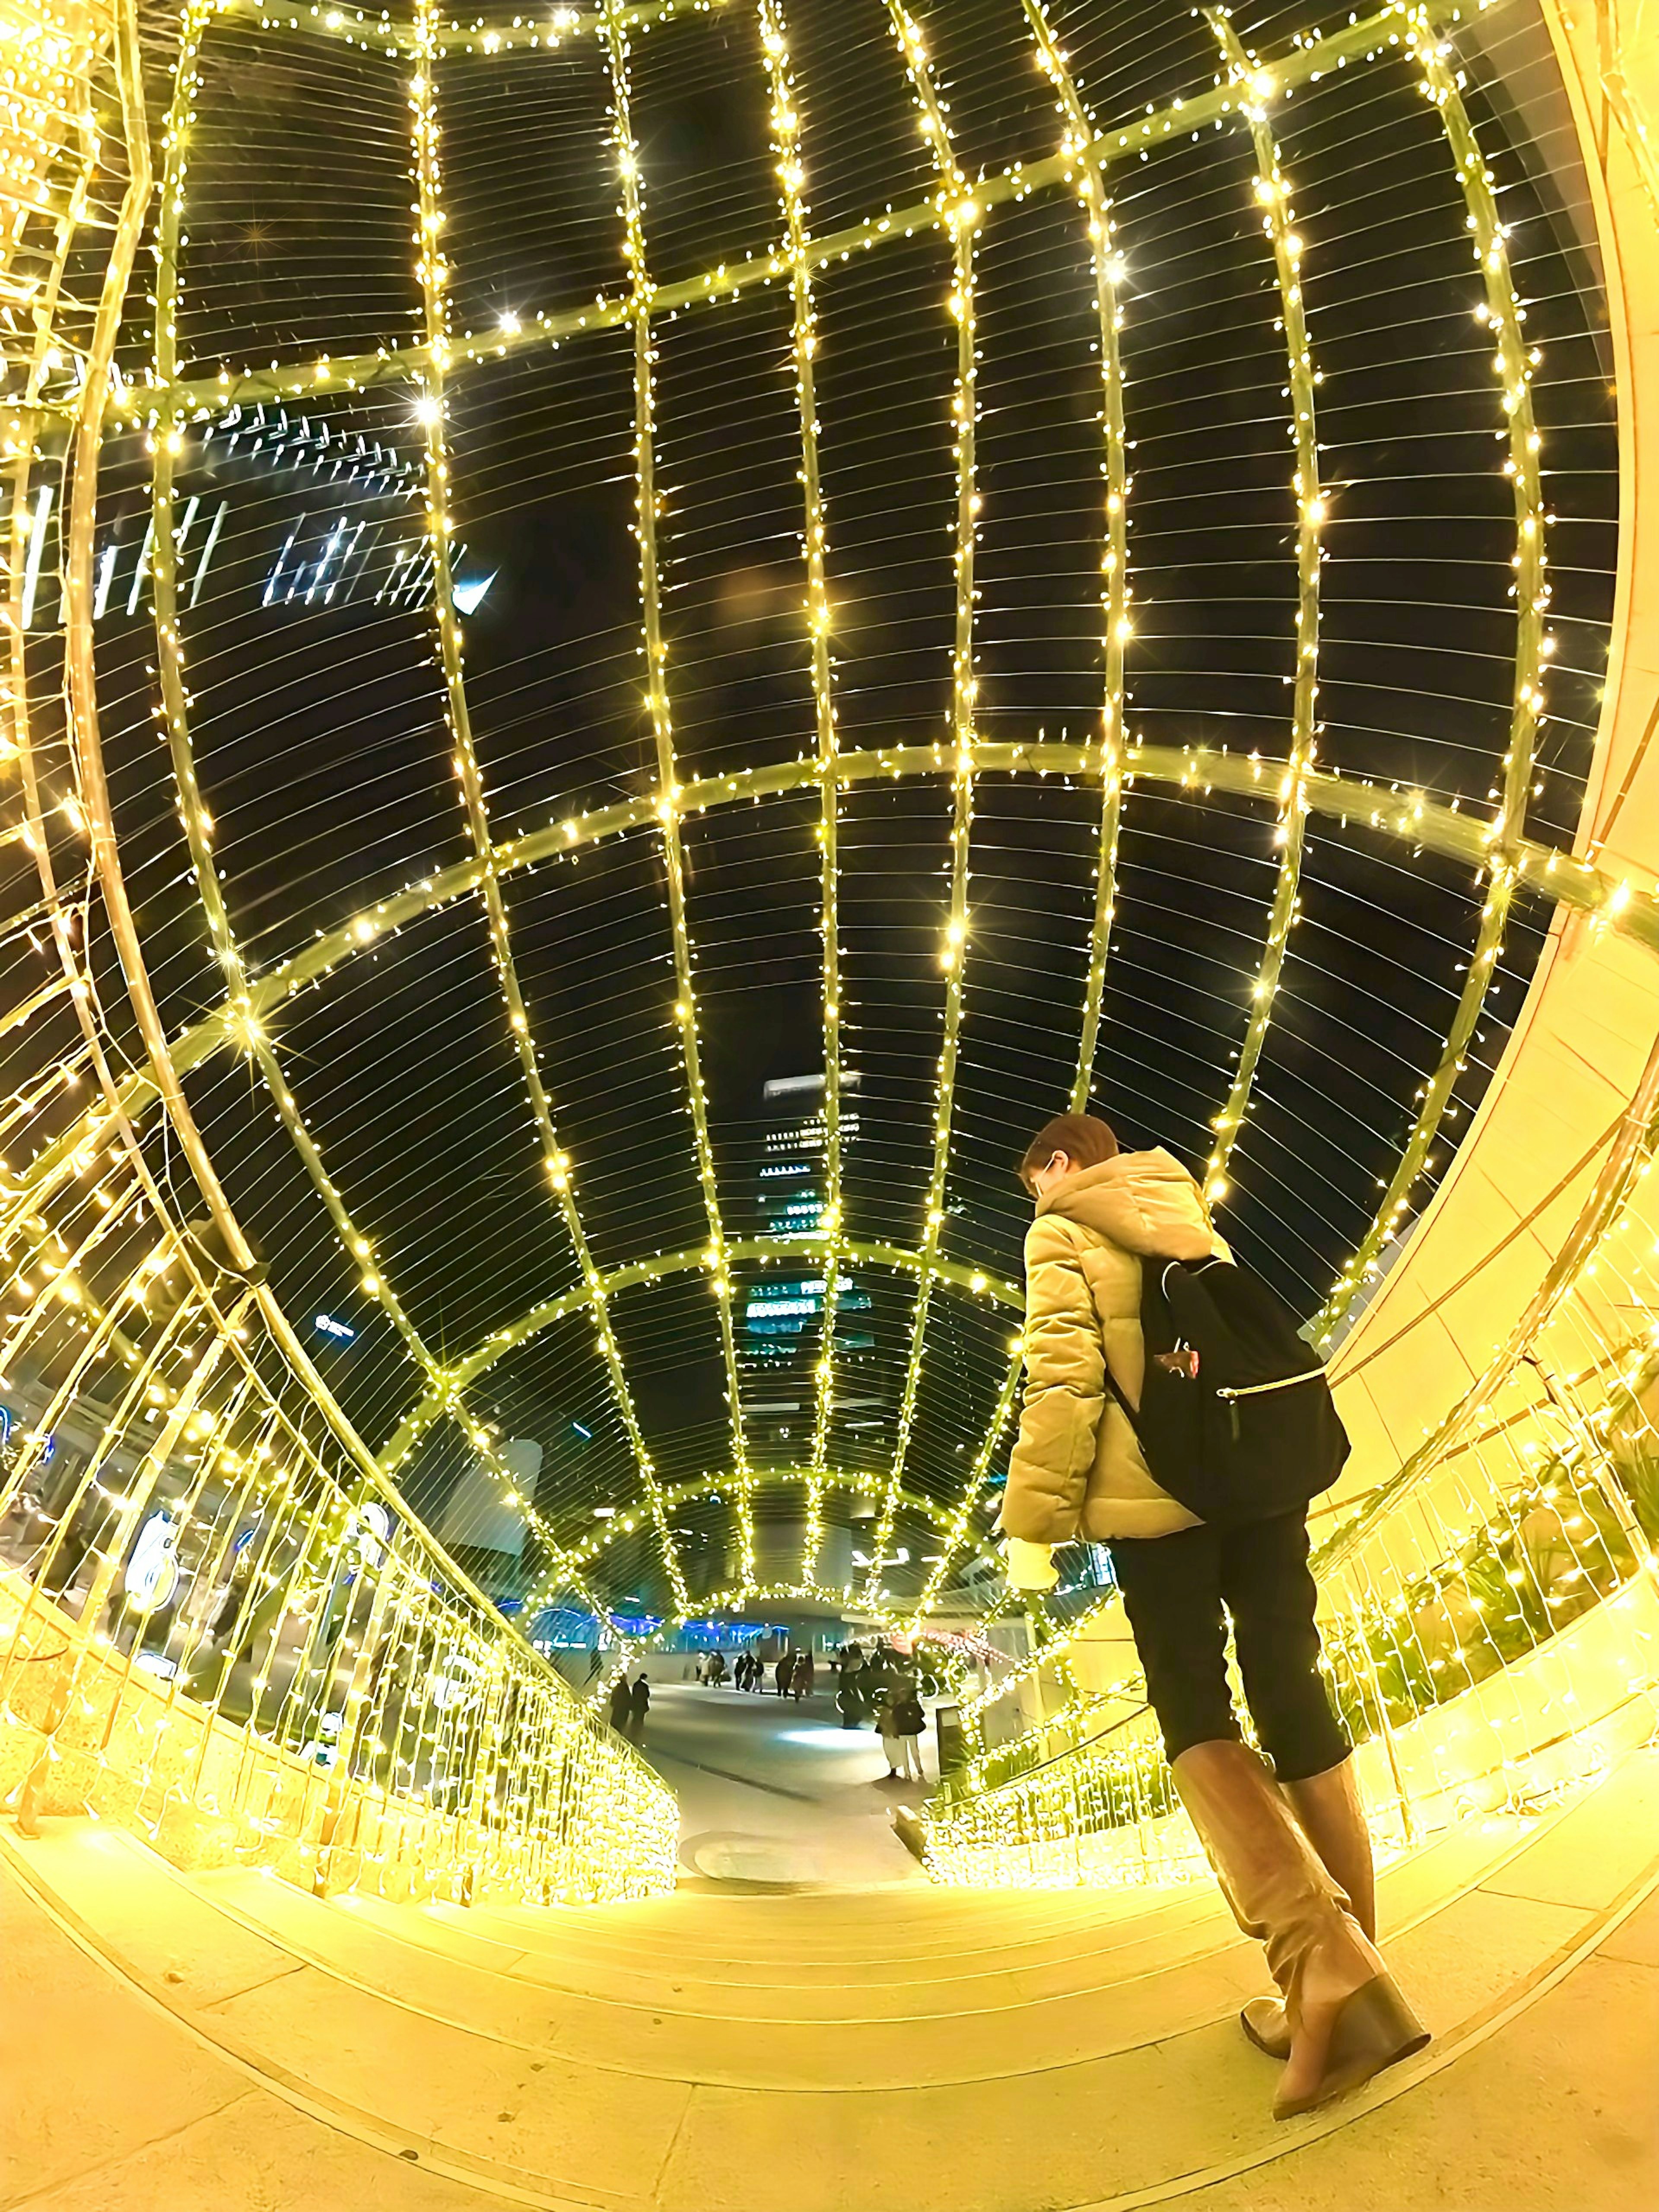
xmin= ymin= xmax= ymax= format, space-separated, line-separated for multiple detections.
xmin=632 ymin=1679 xmax=929 ymax=1888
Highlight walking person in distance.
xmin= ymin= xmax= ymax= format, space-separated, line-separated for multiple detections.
xmin=999 ymin=1111 xmax=1427 ymax=2119
xmin=607 ymin=1670 xmax=632 ymax=1737
xmin=889 ymin=1676 xmax=926 ymax=1781
xmin=874 ymin=1684 xmax=906 ymax=1780
xmin=627 ymin=1671 xmax=651 ymax=1744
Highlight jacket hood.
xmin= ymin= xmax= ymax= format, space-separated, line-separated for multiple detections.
xmin=1036 ymin=1147 xmax=1217 ymax=1261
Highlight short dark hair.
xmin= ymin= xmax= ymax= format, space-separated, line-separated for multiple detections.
xmin=1018 ymin=1112 xmax=1119 ymax=1191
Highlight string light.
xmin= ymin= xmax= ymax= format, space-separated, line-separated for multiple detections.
xmin=862 ymin=0 xmax=982 ymax=1604
xmin=907 ymin=4 xmax=1137 ymax=1618
xmin=1313 ymin=9 xmax=1549 ymax=1344
xmin=600 ymin=0 xmax=747 ymax=1602
xmin=143 ymin=0 xmax=634 ymax=1656
xmin=1202 ymin=10 xmax=1324 ymax=1205
xmin=118 ymin=0 xmax=1486 ymax=425
xmin=756 ymin=0 xmax=845 ymax=1591
xmin=413 ymin=0 xmax=686 ymax=1608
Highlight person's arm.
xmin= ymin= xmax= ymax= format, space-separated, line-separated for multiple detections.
xmin=1005 ymin=1535 xmax=1060 ymax=1590
xmin=998 ymin=1215 xmax=1105 ymax=1548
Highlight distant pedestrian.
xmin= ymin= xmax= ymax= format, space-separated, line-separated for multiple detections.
xmin=793 ymin=1652 xmax=814 ymax=1700
xmin=774 ymin=1652 xmax=794 ymax=1697
xmin=874 ymin=1687 xmax=905 ymax=1778
xmin=629 ymin=1673 xmax=651 ymax=1743
xmin=836 ymin=1656 xmax=864 ymax=1729
xmin=607 ymin=1673 xmax=632 ymax=1734
xmin=890 ymin=1678 xmax=926 ymax=1780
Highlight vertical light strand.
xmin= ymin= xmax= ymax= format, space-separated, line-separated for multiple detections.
xmin=600 ymin=0 xmax=751 ymax=1596
xmin=1020 ymin=0 xmax=1131 ymax=1116
xmin=907 ymin=4 xmax=1133 ymax=1627
xmin=864 ymin=0 xmax=982 ymax=1604
xmin=1202 ymin=10 xmax=1324 ymax=1205
xmin=758 ymin=0 xmax=842 ymax=1591
xmin=1313 ymin=8 xmax=1548 ymax=1345
xmin=0 ymin=0 xmax=105 ymax=1254
xmin=904 ymin=1349 xmax=1020 ymax=1631
xmin=144 ymin=3 xmax=628 ymax=1653
xmin=411 ymin=0 xmax=686 ymax=1608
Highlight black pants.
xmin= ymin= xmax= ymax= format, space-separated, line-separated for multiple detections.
xmin=1107 ymin=1512 xmax=1349 ymax=1784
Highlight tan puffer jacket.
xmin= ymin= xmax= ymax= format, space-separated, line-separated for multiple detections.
xmin=997 ymin=1149 xmax=1224 ymax=1545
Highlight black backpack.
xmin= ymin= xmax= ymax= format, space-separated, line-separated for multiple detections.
xmin=1103 ymin=1256 xmax=1349 ymax=1527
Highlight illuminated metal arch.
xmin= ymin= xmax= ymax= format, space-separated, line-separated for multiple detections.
xmin=16 ymin=735 xmax=1652 ymax=1490
xmin=124 ymin=2 xmax=1472 ymax=426
xmin=376 ymin=1237 xmax=1022 ymax=1475
xmin=21 ymin=735 xmax=1647 ymax=1228
xmin=562 ymin=1466 xmax=977 ymax=1574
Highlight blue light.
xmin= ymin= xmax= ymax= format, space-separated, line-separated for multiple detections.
xmin=451 ymin=569 xmax=496 ymax=616
xmin=571 ymin=1420 xmax=592 ymax=1440
xmin=314 ymin=1313 xmax=356 ymax=1342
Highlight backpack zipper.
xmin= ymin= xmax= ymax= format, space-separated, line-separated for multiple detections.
xmin=1214 ymin=1369 xmax=1325 ymax=1400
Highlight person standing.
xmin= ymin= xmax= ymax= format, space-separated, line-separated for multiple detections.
xmin=874 ymin=1685 xmax=905 ymax=1779
xmin=836 ymin=1653 xmax=864 ymax=1728
xmin=607 ymin=1671 xmax=632 ymax=1735
xmin=628 ymin=1672 xmax=651 ymax=1744
xmin=890 ymin=1677 xmax=926 ymax=1781
xmin=793 ymin=1651 xmax=814 ymax=1701
xmin=774 ymin=1651 xmax=794 ymax=1697
xmin=999 ymin=1111 xmax=1427 ymax=2120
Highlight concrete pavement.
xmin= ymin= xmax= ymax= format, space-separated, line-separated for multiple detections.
xmin=632 ymin=1679 xmax=930 ymax=1888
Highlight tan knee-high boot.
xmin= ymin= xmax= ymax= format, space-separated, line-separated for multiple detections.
xmin=1290 ymin=1758 xmax=1377 ymax=1939
xmin=1173 ymin=1741 xmax=1428 ymax=2118
xmin=1242 ymin=1756 xmax=1377 ymax=2059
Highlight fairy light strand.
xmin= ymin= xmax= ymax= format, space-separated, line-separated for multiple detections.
xmin=1203 ymin=10 xmax=1325 ymax=1205
xmin=600 ymin=0 xmax=750 ymax=1597
xmin=412 ymin=0 xmax=686 ymax=1607
xmin=118 ymin=0 xmax=1492 ymax=423
xmin=756 ymin=0 xmax=844 ymax=1588
xmin=1313 ymin=8 xmax=1549 ymax=1344
xmin=909 ymin=3 xmax=1136 ymax=1624
xmin=144 ymin=0 xmax=632 ymax=1652
xmin=864 ymin=0 xmax=982 ymax=1604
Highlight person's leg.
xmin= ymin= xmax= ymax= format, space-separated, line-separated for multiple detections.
xmin=1116 ymin=1522 xmax=1426 ymax=2111
xmin=1106 ymin=1524 xmax=1236 ymax=1764
xmin=1172 ymin=1741 xmax=1427 ymax=2116
xmin=1220 ymin=1513 xmax=1351 ymax=1789
xmin=1222 ymin=1513 xmax=1380 ymax=2059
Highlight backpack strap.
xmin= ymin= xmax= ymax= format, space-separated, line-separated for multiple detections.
xmin=1100 ymin=1348 xmax=1144 ymax=1437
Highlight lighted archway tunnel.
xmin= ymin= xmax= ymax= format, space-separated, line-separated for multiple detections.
xmin=1 ymin=0 xmax=1657 ymax=2205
